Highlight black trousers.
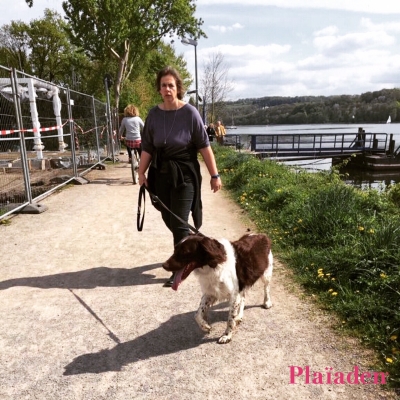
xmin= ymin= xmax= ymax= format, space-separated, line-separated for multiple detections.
xmin=127 ymin=145 xmax=141 ymax=159
xmin=154 ymin=172 xmax=195 ymax=246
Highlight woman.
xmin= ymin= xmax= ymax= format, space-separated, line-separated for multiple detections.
xmin=119 ymin=104 xmax=144 ymax=163
xmin=206 ymin=123 xmax=216 ymax=142
xmin=139 ymin=66 xmax=222 ymax=287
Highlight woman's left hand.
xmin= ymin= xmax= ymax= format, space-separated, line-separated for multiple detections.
xmin=210 ymin=177 xmax=222 ymax=193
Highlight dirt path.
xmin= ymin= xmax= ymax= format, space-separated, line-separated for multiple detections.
xmin=0 ymin=156 xmax=396 ymax=399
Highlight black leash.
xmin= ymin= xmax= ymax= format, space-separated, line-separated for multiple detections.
xmin=137 ymin=184 xmax=203 ymax=236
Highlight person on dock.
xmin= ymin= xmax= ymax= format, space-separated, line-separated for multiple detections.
xmin=206 ymin=123 xmax=216 ymax=142
xmin=215 ymin=120 xmax=226 ymax=145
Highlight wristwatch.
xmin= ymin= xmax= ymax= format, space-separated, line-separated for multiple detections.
xmin=211 ymin=174 xmax=220 ymax=179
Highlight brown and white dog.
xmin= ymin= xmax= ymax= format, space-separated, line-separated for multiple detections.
xmin=162 ymin=233 xmax=273 ymax=344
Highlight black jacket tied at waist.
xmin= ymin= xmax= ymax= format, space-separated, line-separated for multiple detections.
xmin=147 ymin=147 xmax=203 ymax=229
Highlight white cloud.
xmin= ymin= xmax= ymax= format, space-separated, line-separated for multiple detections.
xmin=314 ymin=26 xmax=339 ymax=37
xmin=198 ymin=0 xmax=400 ymax=14
xmin=209 ymin=23 xmax=244 ymax=33
xmin=361 ymin=17 xmax=400 ymax=32
xmin=313 ymin=31 xmax=395 ymax=54
xmin=4 ymin=0 xmax=400 ymax=100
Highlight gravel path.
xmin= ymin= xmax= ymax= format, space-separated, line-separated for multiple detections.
xmin=0 ymin=155 xmax=396 ymax=399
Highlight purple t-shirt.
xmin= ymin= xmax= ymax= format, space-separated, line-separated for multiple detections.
xmin=142 ymin=103 xmax=209 ymax=158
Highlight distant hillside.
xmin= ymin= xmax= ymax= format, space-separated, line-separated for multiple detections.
xmin=217 ymin=88 xmax=400 ymax=125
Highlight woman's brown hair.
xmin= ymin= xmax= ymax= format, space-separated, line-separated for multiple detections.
xmin=124 ymin=104 xmax=139 ymax=117
xmin=156 ymin=66 xmax=185 ymax=100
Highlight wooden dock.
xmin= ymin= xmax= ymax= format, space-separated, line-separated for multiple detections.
xmin=223 ymin=129 xmax=400 ymax=170
xmin=249 ymin=131 xmax=388 ymax=158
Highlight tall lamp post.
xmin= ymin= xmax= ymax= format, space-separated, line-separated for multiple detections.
xmin=181 ymin=37 xmax=198 ymax=109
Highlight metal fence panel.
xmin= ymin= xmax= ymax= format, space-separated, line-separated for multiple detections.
xmin=0 ymin=66 xmax=29 ymax=217
xmin=0 ymin=67 xmax=112 ymax=220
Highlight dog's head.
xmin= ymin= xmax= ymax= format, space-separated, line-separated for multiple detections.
xmin=162 ymin=235 xmax=227 ymax=291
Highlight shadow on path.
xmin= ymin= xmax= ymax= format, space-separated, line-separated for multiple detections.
xmin=63 ymin=310 xmax=223 ymax=375
xmin=0 ymin=264 xmax=164 ymax=290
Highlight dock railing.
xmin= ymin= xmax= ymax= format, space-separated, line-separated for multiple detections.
xmin=249 ymin=132 xmax=389 ymax=159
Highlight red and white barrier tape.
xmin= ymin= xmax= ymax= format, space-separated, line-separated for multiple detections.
xmin=0 ymin=119 xmax=70 ymax=136
xmin=0 ymin=120 xmax=105 ymax=136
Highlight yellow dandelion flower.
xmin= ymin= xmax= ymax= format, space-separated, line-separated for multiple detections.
xmin=380 ymin=273 xmax=387 ymax=279
xmin=331 ymin=278 xmax=336 ymax=281
xmin=328 ymin=289 xmax=333 ymax=292
xmin=368 ymin=229 xmax=375 ymax=234
xmin=386 ymin=358 xmax=393 ymax=363
xmin=317 ymin=268 xmax=323 ymax=273
xmin=331 ymin=292 xmax=338 ymax=296
xmin=298 ymin=219 xmax=303 ymax=223
xmin=390 ymin=335 xmax=398 ymax=341
xmin=358 ymin=226 xmax=365 ymax=231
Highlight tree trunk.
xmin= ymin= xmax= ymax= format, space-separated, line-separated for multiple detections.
xmin=110 ymin=40 xmax=130 ymax=110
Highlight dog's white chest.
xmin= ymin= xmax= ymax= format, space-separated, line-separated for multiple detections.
xmin=194 ymin=239 xmax=238 ymax=300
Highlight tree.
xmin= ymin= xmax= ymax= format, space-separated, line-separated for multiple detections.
xmin=200 ymin=51 xmax=233 ymax=124
xmin=0 ymin=21 xmax=31 ymax=72
xmin=0 ymin=10 xmax=93 ymax=92
xmin=28 ymin=9 xmax=84 ymax=84
xmin=62 ymin=0 xmax=206 ymax=109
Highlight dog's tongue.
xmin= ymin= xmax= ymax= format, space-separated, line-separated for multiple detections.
xmin=172 ymin=268 xmax=185 ymax=291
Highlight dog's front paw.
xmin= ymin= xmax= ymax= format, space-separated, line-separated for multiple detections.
xmin=263 ymin=300 xmax=272 ymax=309
xmin=195 ymin=315 xmax=211 ymax=333
xmin=217 ymin=334 xmax=232 ymax=344
xmin=199 ymin=323 xmax=212 ymax=333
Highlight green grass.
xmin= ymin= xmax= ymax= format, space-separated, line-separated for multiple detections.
xmin=213 ymin=145 xmax=400 ymax=389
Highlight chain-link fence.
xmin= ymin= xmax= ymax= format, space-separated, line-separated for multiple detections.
xmin=0 ymin=66 xmax=118 ymax=220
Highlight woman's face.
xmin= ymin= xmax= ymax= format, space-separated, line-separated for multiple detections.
xmin=159 ymin=74 xmax=178 ymax=103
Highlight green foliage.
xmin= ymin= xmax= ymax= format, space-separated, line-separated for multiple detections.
xmin=0 ymin=21 xmax=31 ymax=72
xmin=0 ymin=10 xmax=93 ymax=92
xmin=0 ymin=7 xmax=195 ymax=113
xmin=213 ymin=146 xmax=400 ymax=388
xmin=62 ymin=0 xmax=205 ymax=108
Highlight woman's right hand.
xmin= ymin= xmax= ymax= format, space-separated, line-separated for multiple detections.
xmin=139 ymin=173 xmax=147 ymax=187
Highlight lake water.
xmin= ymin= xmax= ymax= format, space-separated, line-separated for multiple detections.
xmin=225 ymin=123 xmax=400 ymax=190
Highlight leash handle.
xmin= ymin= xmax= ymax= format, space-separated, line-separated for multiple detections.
xmin=137 ymin=185 xmax=146 ymax=231
xmin=137 ymin=184 xmax=203 ymax=235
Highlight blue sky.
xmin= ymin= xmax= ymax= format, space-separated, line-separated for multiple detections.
xmin=2 ymin=0 xmax=400 ymax=100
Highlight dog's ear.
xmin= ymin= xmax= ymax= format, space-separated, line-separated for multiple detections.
xmin=200 ymin=237 xmax=227 ymax=268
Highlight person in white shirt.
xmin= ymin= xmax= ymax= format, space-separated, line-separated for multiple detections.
xmin=119 ymin=104 xmax=144 ymax=163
